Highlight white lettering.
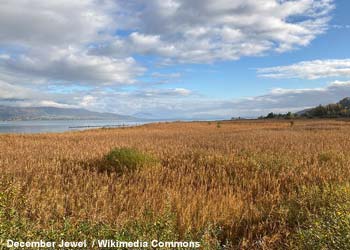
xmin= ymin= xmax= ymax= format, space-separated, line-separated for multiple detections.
xmin=7 ymin=240 xmax=55 ymax=248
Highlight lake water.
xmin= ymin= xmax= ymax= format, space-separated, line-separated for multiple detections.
xmin=0 ymin=120 xmax=151 ymax=134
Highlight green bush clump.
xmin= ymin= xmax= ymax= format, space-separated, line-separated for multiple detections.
xmin=99 ymin=147 xmax=158 ymax=174
xmin=318 ymin=152 xmax=333 ymax=163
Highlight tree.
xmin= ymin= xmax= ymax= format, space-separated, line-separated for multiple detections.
xmin=266 ymin=112 xmax=275 ymax=119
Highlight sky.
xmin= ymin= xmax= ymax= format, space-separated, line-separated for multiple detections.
xmin=1 ymin=0 xmax=350 ymax=119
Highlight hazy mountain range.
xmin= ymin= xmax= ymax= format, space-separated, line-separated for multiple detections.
xmin=0 ymin=106 xmax=138 ymax=121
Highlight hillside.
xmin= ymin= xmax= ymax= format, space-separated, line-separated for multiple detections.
xmin=0 ymin=106 xmax=137 ymax=121
xmin=261 ymin=97 xmax=350 ymax=119
xmin=299 ymin=97 xmax=350 ymax=118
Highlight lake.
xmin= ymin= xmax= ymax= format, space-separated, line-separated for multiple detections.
xmin=0 ymin=120 xmax=151 ymax=134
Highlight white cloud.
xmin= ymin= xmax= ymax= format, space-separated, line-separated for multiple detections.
xmin=95 ymin=0 xmax=334 ymax=63
xmin=172 ymin=88 xmax=191 ymax=96
xmin=121 ymin=80 xmax=350 ymax=119
xmin=0 ymin=79 xmax=79 ymax=108
xmin=134 ymin=88 xmax=192 ymax=97
xmin=0 ymin=48 xmax=145 ymax=86
xmin=80 ymin=95 xmax=97 ymax=108
xmin=0 ymin=0 xmax=113 ymax=47
xmin=0 ymin=83 xmax=195 ymax=116
xmin=38 ymin=100 xmax=75 ymax=109
xmin=0 ymin=0 xmax=335 ymax=86
xmin=258 ymin=59 xmax=350 ymax=79
xmin=0 ymin=0 xmax=144 ymax=87
xmin=227 ymin=80 xmax=350 ymax=117
xmin=0 ymin=80 xmax=33 ymax=100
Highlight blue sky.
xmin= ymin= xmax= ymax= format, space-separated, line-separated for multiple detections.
xmin=1 ymin=0 xmax=350 ymax=119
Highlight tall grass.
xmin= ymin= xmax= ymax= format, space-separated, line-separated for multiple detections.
xmin=1 ymin=120 xmax=350 ymax=249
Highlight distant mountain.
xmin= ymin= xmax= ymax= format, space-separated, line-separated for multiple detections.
xmin=0 ymin=106 xmax=138 ymax=121
xmin=133 ymin=111 xmax=228 ymax=121
xmin=132 ymin=112 xmax=155 ymax=120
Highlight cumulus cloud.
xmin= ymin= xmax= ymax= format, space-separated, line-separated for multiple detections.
xmin=0 ymin=0 xmax=144 ymax=86
xmin=0 ymin=0 xmax=114 ymax=47
xmin=0 ymin=0 xmax=335 ymax=86
xmin=0 ymin=48 xmax=145 ymax=86
xmin=0 ymin=79 xmax=77 ymax=108
xmin=258 ymin=59 xmax=350 ymax=79
xmin=0 ymin=80 xmax=33 ymax=101
xmin=94 ymin=0 xmax=334 ymax=63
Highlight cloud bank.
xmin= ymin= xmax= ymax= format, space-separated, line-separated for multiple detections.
xmin=2 ymin=79 xmax=350 ymax=119
xmin=258 ymin=59 xmax=350 ymax=79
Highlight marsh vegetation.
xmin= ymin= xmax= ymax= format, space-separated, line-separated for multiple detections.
xmin=1 ymin=120 xmax=350 ymax=249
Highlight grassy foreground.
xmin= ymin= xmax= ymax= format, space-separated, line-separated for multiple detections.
xmin=1 ymin=120 xmax=350 ymax=249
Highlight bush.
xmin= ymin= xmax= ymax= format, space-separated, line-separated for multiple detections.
xmin=99 ymin=147 xmax=158 ymax=174
xmin=318 ymin=152 xmax=333 ymax=163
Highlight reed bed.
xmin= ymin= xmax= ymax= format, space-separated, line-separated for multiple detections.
xmin=1 ymin=120 xmax=350 ymax=249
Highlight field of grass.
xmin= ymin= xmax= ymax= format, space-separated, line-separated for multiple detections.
xmin=1 ymin=120 xmax=350 ymax=249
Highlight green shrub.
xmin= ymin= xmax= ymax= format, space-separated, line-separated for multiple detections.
xmin=99 ymin=147 xmax=158 ymax=174
xmin=318 ymin=152 xmax=333 ymax=163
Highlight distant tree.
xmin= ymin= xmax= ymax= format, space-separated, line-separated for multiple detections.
xmin=266 ymin=112 xmax=275 ymax=119
xmin=285 ymin=112 xmax=293 ymax=119
xmin=258 ymin=97 xmax=350 ymax=119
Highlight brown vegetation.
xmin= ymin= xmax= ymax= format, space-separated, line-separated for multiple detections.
xmin=1 ymin=120 xmax=350 ymax=249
